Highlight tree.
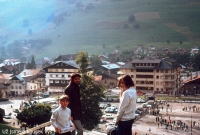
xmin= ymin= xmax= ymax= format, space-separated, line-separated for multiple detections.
xmin=193 ymin=53 xmax=200 ymax=70
xmin=31 ymin=56 xmax=36 ymax=69
xmin=16 ymin=103 xmax=51 ymax=128
xmin=76 ymin=51 xmax=105 ymax=130
xmin=26 ymin=56 xmax=36 ymax=69
xmin=90 ymin=55 xmax=102 ymax=75
xmin=128 ymin=15 xmax=136 ymax=22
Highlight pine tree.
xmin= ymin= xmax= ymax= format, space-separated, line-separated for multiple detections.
xmin=31 ymin=55 xmax=36 ymax=69
xmin=76 ymin=51 xmax=105 ymax=130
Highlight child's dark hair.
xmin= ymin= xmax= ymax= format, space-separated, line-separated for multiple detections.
xmin=59 ymin=95 xmax=69 ymax=102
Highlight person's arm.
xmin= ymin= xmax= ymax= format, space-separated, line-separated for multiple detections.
xmin=50 ymin=111 xmax=61 ymax=133
xmin=115 ymin=92 xmax=129 ymax=124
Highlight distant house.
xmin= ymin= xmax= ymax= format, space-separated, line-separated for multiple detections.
xmin=43 ymin=61 xmax=79 ymax=93
xmin=7 ymin=75 xmax=26 ymax=96
xmin=101 ymin=72 xmax=119 ymax=88
xmin=31 ymin=72 xmax=46 ymax=92
xmin=148 ymin=46 xmax=156 ymax=51
xmin=54 ymin=54 xmax=76 ymax=62
xmin=35 ymin=57 xmax=53 ymax=69
xmin=18 ymin=69 xmax=43 ymax=82
xmin=98 ymin=55 xmax=108 ymax=61
xmin=0 ymin=59 xmax=26 ymax=75
xmin=190 ymin=48 xmax=199 ymax=56
xmin=101 ymin=63 xmax=121 ymax=74
xmin=0 ymin=73 xmax=12 ymax=98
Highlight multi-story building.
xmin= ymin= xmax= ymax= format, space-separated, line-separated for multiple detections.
xmin=43 ymin=61 xmax=79 ymax=93
xmin=118 ymin=58 xmax=181 ymax=96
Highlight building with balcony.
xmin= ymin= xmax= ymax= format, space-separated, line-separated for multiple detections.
xmin=43 ymin=61 xmax=79 ymax=93
xmin=118 ymin=58 xmax=182 ymax=96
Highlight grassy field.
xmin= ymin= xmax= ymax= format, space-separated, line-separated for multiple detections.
xmin=1 ymin=0 xmax=200 ymax=58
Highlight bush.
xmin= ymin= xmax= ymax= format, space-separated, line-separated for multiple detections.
xmin=128 ymin=15 xmax=136 ymax=22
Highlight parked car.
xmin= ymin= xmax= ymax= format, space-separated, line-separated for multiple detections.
xmin=104 ymin=107 xmax=112 ymax=113
xmin=102 ymin=114 xmax=114 ymax=119
xmin=99 ymin=103 xmax=107 ymax=109
xmin=114 ymin=108 xmax=118 ymax=114
xmin=141 ymin=103 xmax=152 ymax=108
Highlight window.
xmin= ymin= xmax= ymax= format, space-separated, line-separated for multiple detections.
xmin=15 ymin=86 xmax=18 ymax=89
xmin=55 ymin=80 xmax=59 ymax=83
xmin=131 ymin=75 xmax=134 ymax=78
xmin=156 ymin=70 xmax=159 ymax=73
xmin=156 ymin=76 xmax=159 ymax=79
xmin=156 ymin=82 xmax=159 ymax=85
xmin=61 ymin=80 xmax=65 ymax=84
xmin=19 ymin=86 xmax=21 ymax=89
xmin=11 ymin=86 xmax=14 ymax=89
xmin=62 ymin=69 xmax=64 ymax=72
xmin=62 ymin=75 xmax=65 ymax=77
xmin=131 ymin=69 xmax=133 ymax=72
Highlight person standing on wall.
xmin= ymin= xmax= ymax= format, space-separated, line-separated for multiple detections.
xmin=115 ymin=74 xmax=137 ymax=135
xmin=64 ymin=73 xmax=83 ymax=135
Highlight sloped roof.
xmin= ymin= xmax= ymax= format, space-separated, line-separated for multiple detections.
xmin=19 ymin=69 xmax=41 ymax=77
xmin=0 ymin=74 xmax=12 ymax=79
xmin=102 ymin=63 xmax=120 ymax=70
xmin=11 ymin=75 xmax=26 ymax=84
xmin=2 ymin=65 xmax=16 ymax=71
xmin=64 ymin=61 xmax=79 ymax=68
xmin=120 ymin=58 xmax=181 ymax=70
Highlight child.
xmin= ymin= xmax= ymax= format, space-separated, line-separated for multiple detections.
xmin=50 ymin=95 xmax=75 ymax=135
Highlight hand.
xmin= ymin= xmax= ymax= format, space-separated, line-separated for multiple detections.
xmin=72 ymin=125 xmax=76 ymax=131
xmin=56 ymin=128 xmax=61 ymax=134
xmin=115 ymin=121 xmax=119 ymax=126
xmin=71 ymin=117 xmax=73 ymax=121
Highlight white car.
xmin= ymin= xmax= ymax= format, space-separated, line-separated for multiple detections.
xmin=102 ymin=114 xmax=114 ymax=119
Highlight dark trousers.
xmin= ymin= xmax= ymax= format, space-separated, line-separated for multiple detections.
xmin=55 ymin=132 xmax=71 ymax=135
xmin=116 ymin=119 xmax=134 ymax=135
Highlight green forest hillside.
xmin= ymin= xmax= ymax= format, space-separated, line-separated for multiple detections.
xmin=0 ymin=0 xmax=200 ymax=59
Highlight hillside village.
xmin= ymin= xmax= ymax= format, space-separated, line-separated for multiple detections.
xmin=0 ymin=45 xmax=200 ymax=101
